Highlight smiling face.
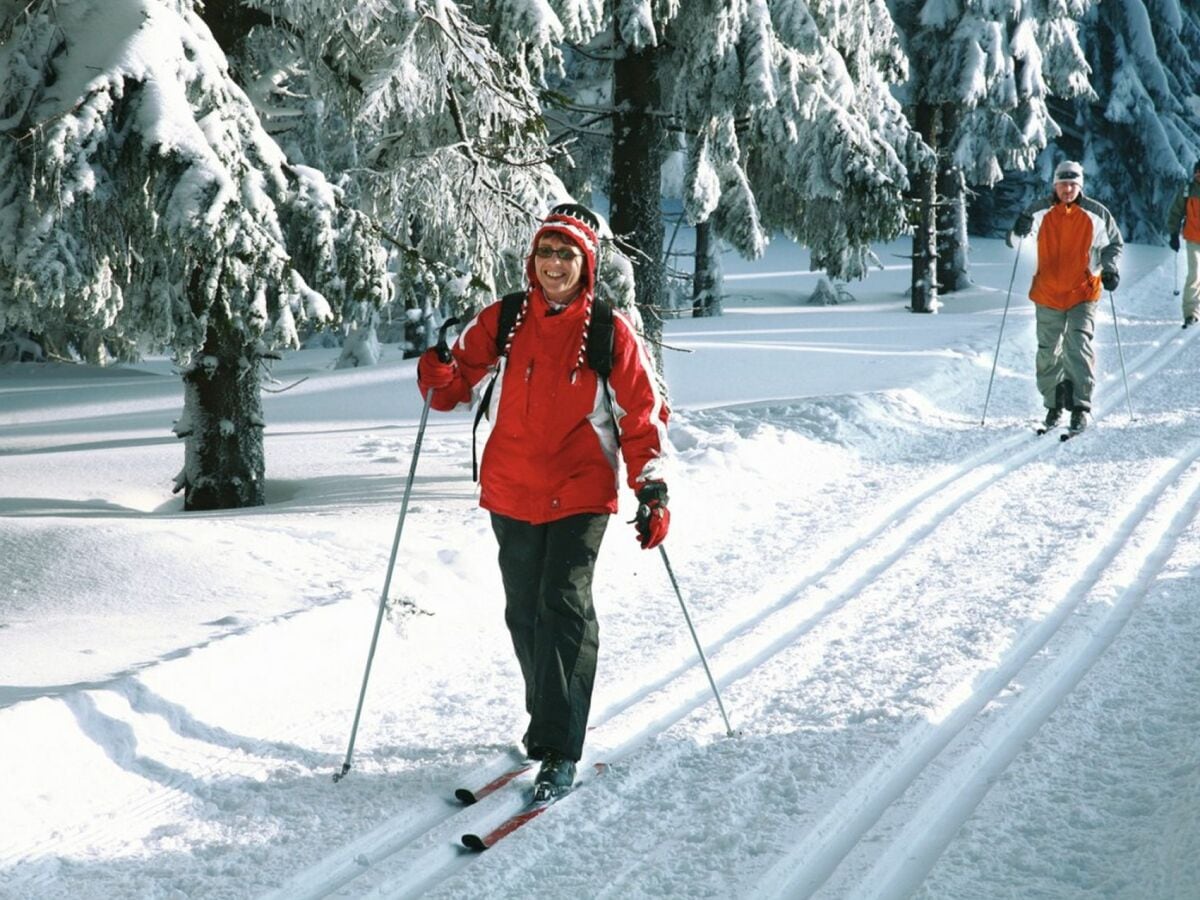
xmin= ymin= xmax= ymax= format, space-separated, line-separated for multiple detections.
xmin=533 ymin=233 xmax=586 ymax=305
xmin=1054 ymin=180 xmax=1081 ymax=204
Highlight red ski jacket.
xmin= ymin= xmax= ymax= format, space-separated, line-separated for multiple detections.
xmin=418 ymin=286 xmax=669 ymax=525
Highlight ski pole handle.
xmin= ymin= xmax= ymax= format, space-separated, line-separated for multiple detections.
xmin=437 ymin=317 xmax=460 ymax=363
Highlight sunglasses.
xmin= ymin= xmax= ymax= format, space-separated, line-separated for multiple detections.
xmin=534 ymin=246 xmax=581 ymax=261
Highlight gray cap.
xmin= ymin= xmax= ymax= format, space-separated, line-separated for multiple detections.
xmin=1053 ymin=160 xmax=1084 ymax=185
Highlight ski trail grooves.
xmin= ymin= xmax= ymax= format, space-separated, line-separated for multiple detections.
xmin=267 ymin=425 xmax=1047 ymax=898
xmin=258 ymin=754 xmax=528 ymax=900
xmin=855 ymin=451 xmax=1200 ymax=899
xmin=2 ymin=672 xmax=344 ymax=874
xmin=753 ymin=428 xmax=1200 ymax=899
xmin=278 ymin=313 xmax=1197 ymax=898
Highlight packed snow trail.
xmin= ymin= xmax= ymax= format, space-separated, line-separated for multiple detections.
xmin=852 ymin=453 xmax=1200 ymax=899
xmin=411 ymin=272 xmax=1200 ymax=898
xmin=262 ymin=386 xmax=1095 ymax=896
xmin=271 ymin=282 xmax=1199 ymax=896
xmin=759 ymin=424 xmax=1200 ymax=897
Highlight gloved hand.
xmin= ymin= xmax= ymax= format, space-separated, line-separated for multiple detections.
xmin=634 ymin=482 xmax=670 ymax=550
xmin=1101 ymin=270 xmax=1120 ymax=291
xmin=1011 ymin=213 xmax=1033 ymax=238
xmin=1170 ymin=233 xmax=1180 ymax=252
xmin=417 ymin=347 xmax=457 ymax=391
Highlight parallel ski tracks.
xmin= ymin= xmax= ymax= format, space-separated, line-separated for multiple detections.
xmin=757 ymin=428 xmax=1200 ymax=899
xmin=849 ymin=445 xmax=1200 ymax=900
xmin=275 ymin=320 xmax=1198 ymax=898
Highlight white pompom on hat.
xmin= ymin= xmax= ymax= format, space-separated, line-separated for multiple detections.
xmin=1053 ymin=160 xmax=1084 ymax=185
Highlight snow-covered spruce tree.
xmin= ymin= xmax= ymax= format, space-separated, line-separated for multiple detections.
xmin=459 ymin=1 xmax=674 ymax=359
xmin=474 ymin=0 xmax=916 ymax=349
xmin=1061 ymin=0 xmax=1200 ymax=242
xmin=0 ymin=0 xmax=386 ymax=509
xmin=235 ymin=0 xmax=569 ymax=346
xmin=735 ymin=0 xmax=916 ymax=281
xmin=889 ymin=0 xmax=1093 ymax=308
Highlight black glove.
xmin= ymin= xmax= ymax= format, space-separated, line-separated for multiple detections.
xmin=1101 ymin=270 xmax=1119 ymax=291
xmin=1170 ymin=233 xmax=1180 ymax=252
xmin=1011 ymin=213 xmax=1033 ymax=238
xmin=633 ymin=482 xmax=670 ymax=550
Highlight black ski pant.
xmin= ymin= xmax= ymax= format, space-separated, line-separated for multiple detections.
xmin=490 ymin=511 xmax=608 ymax=763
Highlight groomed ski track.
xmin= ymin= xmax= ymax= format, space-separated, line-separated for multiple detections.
xmin=265 ymin=266 xmax=1200 ymax=897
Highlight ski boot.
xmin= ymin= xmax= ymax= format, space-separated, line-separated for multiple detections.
xmin=1038 ymin=406 xmax=1063 ymax=434
xmin=533 ymin=752 xmax=576 ymax=802
xmin=1063 ymin=408 xmax=1088 ymax=440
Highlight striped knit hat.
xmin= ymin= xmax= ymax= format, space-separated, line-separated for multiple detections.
xmin=525 ymin=203 xmax=601 ymax=290
xmin=513 ymin=203 xmax=604 ymax=381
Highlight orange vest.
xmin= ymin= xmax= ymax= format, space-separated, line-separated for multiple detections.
xmin=1184 ymin=196 xmax=1200 ymax=243
xmin=1030 ymin=203 xmax=1101 ymax=310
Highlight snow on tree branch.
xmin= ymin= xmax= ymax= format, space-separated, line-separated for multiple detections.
xmin=0 ymin=0 xmax=385 ymax=363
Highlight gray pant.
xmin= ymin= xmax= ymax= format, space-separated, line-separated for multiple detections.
xmin=1184 ymin=241 xmax=1200 ymax=320
xmin=1035 ymin=301 xmax=1098 ymax=411
xmin=491 ymin=511 xmax=608 ymax=762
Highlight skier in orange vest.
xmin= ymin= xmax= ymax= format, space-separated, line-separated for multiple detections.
xmin=1007 ymin=160 xmax=1124 ymax=436
xmin=1165 ymin=160 xmax=1200 ymax=329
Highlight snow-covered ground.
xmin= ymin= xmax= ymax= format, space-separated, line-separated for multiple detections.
xmin=3 ymin=237 xmax=1198 ymax=899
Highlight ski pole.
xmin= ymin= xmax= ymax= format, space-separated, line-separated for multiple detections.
xmin=981 ymin=237 xmax=1023 ymax=425
xmin=657 ymin=545 xmax=735 ymax=737
xmin=334 ymin=316 xmax=459 ymax=783
xmin=1107 ymin=290 xmax=1135 ymax=422
xmin=1175 ymin=247 xmax=1181 ymax=297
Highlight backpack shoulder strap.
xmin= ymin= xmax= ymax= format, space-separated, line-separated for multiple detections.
xmin=474 ymin=290 xmax=526 ymax=481
xmin=586 ymin=298 xmax=614 ymax=378
xmin=587 ymin=299 xmax=620 ymax=446
xmin=494 ymin=290 xmax=526 ymax=357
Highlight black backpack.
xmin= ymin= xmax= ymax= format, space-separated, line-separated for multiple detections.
xmin=471 ymin=291 xmax=616 ymax=480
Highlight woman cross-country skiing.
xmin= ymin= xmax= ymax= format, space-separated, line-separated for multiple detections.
xmin=416 ymin=203 xmax=670 ymax=799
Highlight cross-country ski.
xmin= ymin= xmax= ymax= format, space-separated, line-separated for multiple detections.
xmin=454 ymin=762 xmax=533 ymax=806
xmin=461 ymin=803 xmax=554 ymax=852
xmin=461 ymin=762 xmax=606 ymax=851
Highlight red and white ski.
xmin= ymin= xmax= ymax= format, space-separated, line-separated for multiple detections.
xmin=460 ymin=762 xmax=607 ymax=851
xmin=454 ymin=762 xmax=533 ymax=806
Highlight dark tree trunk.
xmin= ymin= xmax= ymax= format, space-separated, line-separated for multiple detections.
xmin=936 ymin=105 xmax=971 ymax=294
xmin=910 ymin=102 xmax=939 ymax=314
xmin=611 ymin=40 xmax=666 ymax=365
xmin=692 ymin=219 xmax=718 ymax=317
xmin=198 ymin=0 xmax=358 ymax=94
xmin=196 ymin=0 xmax=272 ymax=70
xmin=174 ymin=278 xmax=266 ymax=510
